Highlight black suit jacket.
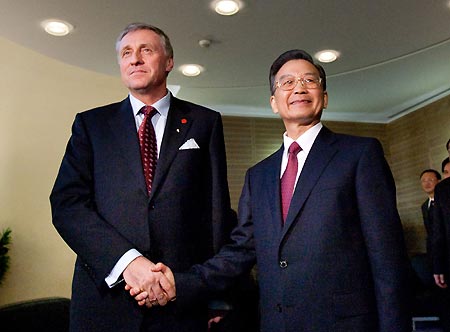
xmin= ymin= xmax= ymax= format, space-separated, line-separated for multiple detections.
xmin=50 ymin=95 xmax=233 ymax=332
xmin=178 ymin=126 xmax=411 ymax=332
xmin=431 ymin=177 xmax=450 ymax=276
xmin=422 ymin=198 xmax=433 ymax=254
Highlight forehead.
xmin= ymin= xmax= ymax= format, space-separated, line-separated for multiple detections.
xmin=421 ymin=172 xmax=438 ymax=179
xmin=276 ymin=59 xmax=319 ymax=77
xmin=118 ymin=29 xmax=162 ymax=50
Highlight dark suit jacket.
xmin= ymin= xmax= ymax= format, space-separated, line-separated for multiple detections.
xmin=50 ymin=95 xmax=233 ymax=332
xmin=178 ymin=126 xmax=411 ymax=332
xmin=431 ymin=177 xmax=450 ymax=276
xmin=422 ymin=198 xmax=433 ymax=254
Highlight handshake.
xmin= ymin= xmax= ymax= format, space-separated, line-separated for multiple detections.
xmin=122 ymin=256 xmax=176 ymax=308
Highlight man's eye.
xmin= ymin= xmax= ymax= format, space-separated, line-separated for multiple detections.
xmin=283 ymin=79 xmax=294 ymax=86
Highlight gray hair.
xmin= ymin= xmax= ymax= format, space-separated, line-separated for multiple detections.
xmin=115 ymin=22 xmax=173 ymax=58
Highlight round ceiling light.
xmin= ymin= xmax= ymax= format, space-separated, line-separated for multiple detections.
xmin=214 ymin=0 xmax=240 ymax=16
xmin=179 ymin=64 xmax=204 ymax=77
xmin=315 ymin=50 xmax=340 ymax=63
xmin=41 ymin=19 xmax=73 ymax=36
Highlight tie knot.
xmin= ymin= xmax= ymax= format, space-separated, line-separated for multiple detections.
xmin=288 ymin=142 xmax=301 ymax=155
xmin=141 ymin=105 xmax=157 ymax=117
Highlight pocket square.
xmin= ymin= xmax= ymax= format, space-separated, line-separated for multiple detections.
xmin=179 ymin=138 xmax=200 ymax=150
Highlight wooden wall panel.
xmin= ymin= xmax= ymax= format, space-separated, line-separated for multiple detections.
xmin=387 ymin=96 xmax=450 ymax=254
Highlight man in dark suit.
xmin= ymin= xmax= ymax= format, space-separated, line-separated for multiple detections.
xmin=148 ymin=49 xmax=411 ymax=332
xmin=50 ymin=23 xmax=234 ymax=332
xmin=420 ymin=169 xmax=441 ymax=254
xmin=431 ymin=176 xmax=450 ymax=331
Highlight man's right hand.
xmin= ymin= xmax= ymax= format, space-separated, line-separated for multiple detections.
xmin=123 ymin=257 xmax=176 ymax=306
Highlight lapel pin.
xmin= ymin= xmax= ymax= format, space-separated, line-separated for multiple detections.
xmin=176 ymin=129 xmax=180 ymax=133
xmin=181 ymin=118 xmax=187 ymax=124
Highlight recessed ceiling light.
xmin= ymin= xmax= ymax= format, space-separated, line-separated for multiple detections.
xmin=214 ymin=0 xmax=241 ymax=16
xmin=315 ymin=50 xmax=340 ymax=63
xmin=179 ymin=64 xmax=204 ymax=77
xmin=41 ymin=19 xmax=73 ymax=36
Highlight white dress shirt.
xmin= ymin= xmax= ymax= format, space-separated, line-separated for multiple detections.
xmin=280 ymin=122 xmax=323 ymax=191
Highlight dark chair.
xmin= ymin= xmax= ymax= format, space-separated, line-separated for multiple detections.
xmin=0 ymin=297 xmax=70 ymax=332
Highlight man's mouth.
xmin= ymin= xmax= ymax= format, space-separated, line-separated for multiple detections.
xmin=290 ymin=99 xmax=310 ymax=105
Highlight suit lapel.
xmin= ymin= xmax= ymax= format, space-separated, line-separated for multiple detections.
xmin=150 ymin=96 xmax=192 ymax=200
xmin=106 ymin=98 xmax=147 ymax=195
xmin=265 ymin=147 xmax=285 ymax=234
xmin=281 ymin=127 xmax=338 ymax=237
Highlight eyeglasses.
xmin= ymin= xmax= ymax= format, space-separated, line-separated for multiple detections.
xmin=275 ymin=75 xmax=322 ymax=91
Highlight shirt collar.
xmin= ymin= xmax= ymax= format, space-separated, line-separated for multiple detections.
xmin=283 ymin=122 xmax=323 ymax=154
xmin=129 ymin=91 xmax=171 ymax=117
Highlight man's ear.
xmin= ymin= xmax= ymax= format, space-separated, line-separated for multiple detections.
xmin=323 ymin=91 xmax=328 ymax=109
xmin=270 ymin=95 xmax=278 ymax=114
xmin=166 ymin=57 xmax=174 ymax=73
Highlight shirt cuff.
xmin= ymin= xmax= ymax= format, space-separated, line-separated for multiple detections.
xmin=105 ymin=249 xmax=142 ymax=288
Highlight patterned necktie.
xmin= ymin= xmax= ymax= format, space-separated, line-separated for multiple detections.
xmin=138 ymin=106 xmax=158 ymax=193
xmin=281 ymin=142 xmax=302 ymax=223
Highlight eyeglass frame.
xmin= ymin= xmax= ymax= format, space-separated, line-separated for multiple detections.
xmin=274 ymin=75 xmax=323 ymax=91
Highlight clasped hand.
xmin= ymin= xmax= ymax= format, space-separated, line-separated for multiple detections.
xmin=123 ymin=256 xmax=175 ymax=308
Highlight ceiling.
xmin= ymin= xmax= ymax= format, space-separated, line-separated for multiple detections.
xmin=1 ymin=0 xmax=450 ymax=123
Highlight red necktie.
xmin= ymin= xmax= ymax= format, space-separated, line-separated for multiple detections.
xmin=281 ymin=142 xmax=302 ymax=222
xmin=138 ymin=106 xmax=158 ymax=193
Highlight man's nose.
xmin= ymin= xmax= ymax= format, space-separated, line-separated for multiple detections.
xmin=130 ymin=50 xmax=143 ymax=64
xmin=293 ymin=79 xmax=307 ymax=93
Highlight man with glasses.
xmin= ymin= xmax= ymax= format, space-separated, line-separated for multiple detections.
xmin=133 ymin=49 xmax=411 ymax=332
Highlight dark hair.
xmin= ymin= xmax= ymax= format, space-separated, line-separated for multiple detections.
xmin=115 ymin=22 xmax=173 ymax=58
xmin=446 ymin=139 xmax=450 ymax=150
xmin=420 ymin=169 xmax=441 ymax=180
xmin=269 ymin=49 xmax=327 ymax=95
xmin=442 ymin=157 xmax=450 ymax=173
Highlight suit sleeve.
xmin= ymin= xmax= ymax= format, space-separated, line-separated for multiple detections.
xmin=355 ymin=139 xmax=411 ymax=332
xmin=50 ymin=114 xmax=136 ymax=289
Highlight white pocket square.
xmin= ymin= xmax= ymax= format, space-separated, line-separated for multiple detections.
xmin=179 ymin=138 xmax=200 ymax=150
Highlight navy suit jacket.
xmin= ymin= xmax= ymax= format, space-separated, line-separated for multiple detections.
xmin=50 ymin=95 xmax=233 ymax=332
xmin=178 ymin=126 xmax=411 ymax=332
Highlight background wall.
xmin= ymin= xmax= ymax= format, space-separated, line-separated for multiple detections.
xmin=1 ymin=37 xmax=449 ymax=306
xmin=0 ymin=37 xmax=126 ymax=305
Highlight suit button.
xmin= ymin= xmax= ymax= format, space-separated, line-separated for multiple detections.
xmin=149 ymin=205 xmax=155 ymax=210
xmin=279 ymin=260 xmax=288 ymax=268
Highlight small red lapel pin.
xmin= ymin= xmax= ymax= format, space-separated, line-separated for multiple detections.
xmin=181 ymin=118 xmax=187 ymax=124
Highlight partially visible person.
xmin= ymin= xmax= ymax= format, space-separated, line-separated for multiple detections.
xmin=135 ymin=49 xmax=412 ymax=332
xmin=50 ymin=22 xmax=235 ymax=332
xmin=430 ymin=176 xmax=450 ymax=331
xmin=420 ymin=169 xmax=441 ymax=254
xmin=442 ymin=157 xmax=450 ymax=179
xmin=446 ymin=139 xmax=450 ymax=158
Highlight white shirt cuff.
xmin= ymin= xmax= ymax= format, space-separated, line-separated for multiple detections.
xmin=105 ymin=249 xmax=142 ymax=288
